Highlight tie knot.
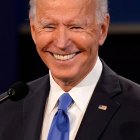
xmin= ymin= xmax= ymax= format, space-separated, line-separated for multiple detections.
xmin=58 ymin=93 xmax=73 ymax=111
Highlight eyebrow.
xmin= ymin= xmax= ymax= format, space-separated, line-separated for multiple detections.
xmin=39 ymin=16 xmax=88 ymax=27
xmin=40 ymin=18 xmax=51 ymax=25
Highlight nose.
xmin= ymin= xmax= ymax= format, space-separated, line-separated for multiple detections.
xmin=54 ymin=27 xmax=70 ymax=49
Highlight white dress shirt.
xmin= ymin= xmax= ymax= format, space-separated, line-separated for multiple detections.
xmin=41 ymin=57 xmax=102 ymax=140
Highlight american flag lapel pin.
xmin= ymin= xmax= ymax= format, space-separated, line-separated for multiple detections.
xmin=98 ymin=105 xmax=108 ymax=111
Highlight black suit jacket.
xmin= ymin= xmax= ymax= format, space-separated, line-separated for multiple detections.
xmin=0 ymin=61 xmax=140 ymax=140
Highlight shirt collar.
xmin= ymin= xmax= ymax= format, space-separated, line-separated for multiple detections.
xmin=47 ymin=57 xmax=102 ymax=114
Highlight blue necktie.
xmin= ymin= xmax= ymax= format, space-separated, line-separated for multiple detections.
xmin=47 ymin=93 xmax=73 ymax=140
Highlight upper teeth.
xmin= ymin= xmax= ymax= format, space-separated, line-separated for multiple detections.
xmin=53 ymin=53 xmax=76 ymax=61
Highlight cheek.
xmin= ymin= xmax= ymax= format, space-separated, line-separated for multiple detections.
xmin=77 ymin=34 xmax=99 ymax=62
xmin=71 ymin=34 xmax=99 ymax=67
xmin=35 ymin=35 xmax=49 ymax=61
xmin=35 ymin=32 xmax=53 ymax=50
xmin=72 ymin=33 xmax=99 ymax=51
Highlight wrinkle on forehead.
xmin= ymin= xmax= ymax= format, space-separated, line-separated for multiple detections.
xmin=36 ymin=0 xmax=97 ymax=24
xmin=36 ymin=0 xmax=97 ymax=15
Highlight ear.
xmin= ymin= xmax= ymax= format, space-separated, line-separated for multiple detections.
xmin=98 ymin=14 xmax=110 ymax=46
xmin=30 ymin=19 xmax=37 ymax=45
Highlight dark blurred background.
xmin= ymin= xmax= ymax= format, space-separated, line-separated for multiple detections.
xmin=0 ymin=0 xmax=140 ymax=93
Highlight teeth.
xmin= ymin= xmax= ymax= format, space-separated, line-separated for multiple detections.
xmin=53 ymin=53 xmax=76 ymax=61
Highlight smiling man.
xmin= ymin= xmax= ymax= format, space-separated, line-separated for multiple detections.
xmin=30 ymin=0 xmax=109 ymax=92
xmin=0 ymin=0 xmax=140 ymax=140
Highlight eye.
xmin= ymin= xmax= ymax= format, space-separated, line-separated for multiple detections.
xmin=70 ymin=26 xmax=83 ymax=31
xmin=43 ymin=24 xmax=56 ymax=32
xmin=71 ymin=26 xmax=82 ymax=29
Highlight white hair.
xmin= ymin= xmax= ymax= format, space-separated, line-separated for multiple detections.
xmin=29 ymin=0 xmax=108 ymax=23
xmin=29 ymin=0 xmax=36 ymax=19
xmin=97 ymin=0 xmax=108 ymax=23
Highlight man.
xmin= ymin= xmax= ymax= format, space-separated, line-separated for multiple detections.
xmin=0 ymin=0 xmax=140 ymax=140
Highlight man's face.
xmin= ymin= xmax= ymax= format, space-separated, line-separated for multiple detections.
xmin=30 ymin=0 xmax=109 ymax=90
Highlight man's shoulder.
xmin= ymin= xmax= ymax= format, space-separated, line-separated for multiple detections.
xmin=0 ymin=74 xmax=50 ymax=139
xmin=118 ymin=75 xmax=140 ymax=99
xmin=24 ymin=74 xmax=50 ymax=99
xmin=101 ymin=60 xmax=140 ymax=99
xmin=0 ymin=74 xmax=50 ymax=117
xmin=0 ymin=74 xmax=50 ymax=108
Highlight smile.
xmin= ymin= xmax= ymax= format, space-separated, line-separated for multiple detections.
xmin=53 ymin=53 xmax=77 ymax=61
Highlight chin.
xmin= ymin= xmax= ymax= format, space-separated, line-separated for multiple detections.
xmin=53 ymin=72 xmax=78 ymax=83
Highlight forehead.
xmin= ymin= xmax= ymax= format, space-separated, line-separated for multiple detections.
xmin=36 ymin=0 xmax=97 ymax=18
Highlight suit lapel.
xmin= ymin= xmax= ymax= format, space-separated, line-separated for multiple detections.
xmin=23 ymin=75 xmax=50 ymax=140
xmin=75 ymin=62 xmax=122 ymax=140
